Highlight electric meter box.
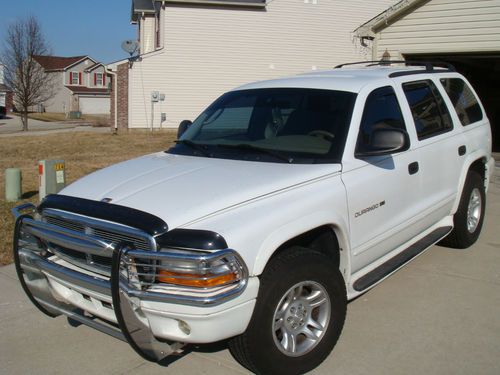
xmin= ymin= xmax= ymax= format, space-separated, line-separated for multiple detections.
xmin=39 ymin=159 xmax=66 ymax=201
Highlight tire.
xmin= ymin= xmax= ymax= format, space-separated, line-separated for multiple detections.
xmin=440 ymin=171 xmax=486 ymax=249
xmin=229 ymin=247 xmax=347 ymax=375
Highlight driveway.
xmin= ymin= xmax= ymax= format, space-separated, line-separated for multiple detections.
xmin=0 ymin=115 xmax=110 ymax=136
xmin=0 ymin=165 xmax=499 ymax=375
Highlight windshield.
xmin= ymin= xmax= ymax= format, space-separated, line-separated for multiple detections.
xmin=169 ymin=88 xmax=357 ymax=163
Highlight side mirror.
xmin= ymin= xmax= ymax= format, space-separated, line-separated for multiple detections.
xmin=177 ymin=120 xmax=192 ymax=139
xmin=357 ymin=128 xmax=409 ymax=157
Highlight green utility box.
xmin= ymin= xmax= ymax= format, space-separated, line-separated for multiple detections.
xmin=39 ymin=160 xmax=66 ymax=201
xmin=68 ymin=111 xmax=82 ymax=119
xmin=5 ymin=168 xmax=22 ymax=202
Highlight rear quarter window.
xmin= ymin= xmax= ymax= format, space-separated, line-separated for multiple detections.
xmin=440 ymin=78 xmax=483 ymax=126
xmin=402 ymin=80 xmax=453 ymax=140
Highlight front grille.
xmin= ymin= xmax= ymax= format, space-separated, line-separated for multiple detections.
xmin=42 ymin=211 xmax=156 ymax=275
xmin=45 ymin=216 xmax=151 ymax=251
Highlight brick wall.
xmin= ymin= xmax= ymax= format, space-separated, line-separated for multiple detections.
xmin=110 ymin=62 xmax=129 ymax=131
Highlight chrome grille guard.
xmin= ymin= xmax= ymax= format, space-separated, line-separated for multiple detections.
xmin=11 ymin=203 xmax=248 ymax=362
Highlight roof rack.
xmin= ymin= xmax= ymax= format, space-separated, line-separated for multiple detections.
xmin=334 ymin=60 xmax=456 ymax=78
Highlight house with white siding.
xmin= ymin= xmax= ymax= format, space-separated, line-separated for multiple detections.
xmin=34 ymin=55 xmax=110 ymax=115
xmin=0 ymin=63 xmax=10 ymax=117
xmin=354 ymin=0 xmax=500 ymax=151
xmin=108 ymin=0 xmax=397 ymax=131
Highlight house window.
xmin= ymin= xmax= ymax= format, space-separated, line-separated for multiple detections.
xmin=95 ymin=73 xmax=103 ymax=86
xmin=70 ymin=72 xmax=81 ymax=85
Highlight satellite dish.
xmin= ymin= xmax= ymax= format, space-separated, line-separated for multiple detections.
xmin=121 ymin=40 xmax=139 ymax=56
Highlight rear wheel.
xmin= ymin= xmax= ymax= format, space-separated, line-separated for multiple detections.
xmin=229 ymin=247 xmax=346 ymax=374
xmin=440 ymin=171 xmax=486 ymax=249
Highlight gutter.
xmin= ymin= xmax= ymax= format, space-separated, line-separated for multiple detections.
xmin=354 ymin=0 xmax=427 ymax=37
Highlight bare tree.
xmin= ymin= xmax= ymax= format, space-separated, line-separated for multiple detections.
xmin=1 ymin=16 xmax=55 ymax=131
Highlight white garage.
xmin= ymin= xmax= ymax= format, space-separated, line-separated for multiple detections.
xmin=79 ymin=96 xmax=110 ymax=115
xmin=355 ymin=0 xmax=500 ymax=152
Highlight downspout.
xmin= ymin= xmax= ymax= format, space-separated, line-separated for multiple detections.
xmin=105 ymin=67 xmax=118 ymax=133
xmin=372 ymin=35 xmax=378 ymax=61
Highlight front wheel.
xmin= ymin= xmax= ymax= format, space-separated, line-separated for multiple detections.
xmin=229 ymin=247 xmax=346 ymax=374
xmin=440 ymin=171 xmax=486 ymax=249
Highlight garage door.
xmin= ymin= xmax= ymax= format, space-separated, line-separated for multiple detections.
xmin=79 ymin=96 xmax=110 ymax=115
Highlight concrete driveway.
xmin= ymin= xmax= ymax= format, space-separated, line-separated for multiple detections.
xmin=0 ymin=165 xmax=499 ymax=375
xmin=0 ymin=115 xmax=110 ymax=136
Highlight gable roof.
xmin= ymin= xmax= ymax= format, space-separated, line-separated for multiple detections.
xmin=33 ymin=55 xmax=88 ymax=71
xmin=85 ymin=63 xmax=104 ymax=72
xmin=355 ymin=0 xmax=428 ymax=37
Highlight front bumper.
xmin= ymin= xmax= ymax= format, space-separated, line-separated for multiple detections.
xmin=12 ymin=205 xmax=257 ymax=362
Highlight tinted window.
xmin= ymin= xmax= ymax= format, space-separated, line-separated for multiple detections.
xmin=175 ymin=88 xmax=357 ymax=163
xmin=357 ymin=86 xmax=406 ymax=153
xmin=403 ymin=80 xmax=453 ymax=140
xmin=440 ymin=78 xmax=483 ymax=126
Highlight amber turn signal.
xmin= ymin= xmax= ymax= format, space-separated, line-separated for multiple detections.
xmin=157 ymin=270 xmax=238 ymax=288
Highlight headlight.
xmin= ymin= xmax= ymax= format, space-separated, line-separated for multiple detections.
xmin=120 ymin=230 xmax=249 ymax=304
xmin=155 ymin=248 xmax=246 ymax=288
xmin=123 ymin=248 xmax=248 ymax=293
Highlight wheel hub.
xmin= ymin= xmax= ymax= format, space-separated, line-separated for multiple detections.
xmin=466 ymin=187 xmax=482 ymax=233
xmin=285 ymin=302 xmax=309 ymax=330
xmin=273 ymin=281 xmax=331 ymax=357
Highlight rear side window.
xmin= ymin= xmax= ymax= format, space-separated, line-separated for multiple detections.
xmin=440 ymin=78 xmax=483 ymax=126
xmin=357 ymin=86 xmax=406 ymax=153
xmin=403 ymin=80 xmax=453 ymax=140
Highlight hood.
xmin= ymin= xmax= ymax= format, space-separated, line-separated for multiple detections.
xmin=61 ymin=152 xmax=341 ymax=228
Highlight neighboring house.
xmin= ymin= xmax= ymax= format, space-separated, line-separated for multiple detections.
xmin=33 ymin=55 xmax=111 ymax=115
xmin=354 ymin=0 xmax=500 ymax=151
xmin=0 ymin=63 xmax=12 ymax=117
xmin=107 ymin=0 xmax=397 ymax=130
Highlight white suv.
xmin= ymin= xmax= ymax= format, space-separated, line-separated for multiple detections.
xmin=12 ymin=62 xmax=494 ymax=374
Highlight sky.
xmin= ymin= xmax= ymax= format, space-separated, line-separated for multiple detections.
xmin=0 ymin=0 xmax=137 ymax=64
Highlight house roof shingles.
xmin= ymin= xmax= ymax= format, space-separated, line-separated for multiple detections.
xmin=33 ymin=55 xmax=87 ymax=71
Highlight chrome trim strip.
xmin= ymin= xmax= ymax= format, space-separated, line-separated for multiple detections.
xmin=126 ymin=248 xmax=242 ymax=262
xmin=125 ymin=285 xmax=248 ymax=306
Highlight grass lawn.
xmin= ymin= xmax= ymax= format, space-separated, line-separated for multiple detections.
xmin=0 ymin=130 xmax=177 ymax=265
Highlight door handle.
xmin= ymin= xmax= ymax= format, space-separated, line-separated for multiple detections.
xmin=458 ymin=145 xmax=466 ymax=156
xmin=408 ymin=161 xmax=419 ymax=175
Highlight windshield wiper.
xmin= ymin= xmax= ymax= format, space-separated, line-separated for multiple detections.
xmin=175 ymin=140 xmax=210 ymax=156
xmin=214 ymin=143 xmax=293 ymax=163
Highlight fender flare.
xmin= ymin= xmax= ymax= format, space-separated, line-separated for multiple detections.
xmin=452 ymin=152 xmax=489 ymax=214
xmin=251 ymin=210 xmax=351 ymax=282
